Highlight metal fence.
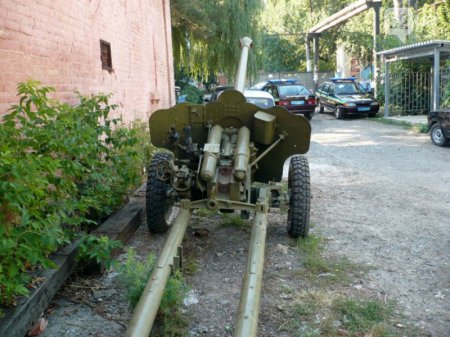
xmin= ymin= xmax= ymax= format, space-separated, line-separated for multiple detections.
xmin=439 ymin=65 xmax=450 ymax=109
xmin=387 ymin=71 xmax=431 ymax=115
xmin=385 ymin=63 xmax=450 ymax=115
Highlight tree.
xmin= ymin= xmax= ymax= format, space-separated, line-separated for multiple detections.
xmin=171 ymin=0 xmax=264 ymax=81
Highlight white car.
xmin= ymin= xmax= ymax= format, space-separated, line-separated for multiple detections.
xmin=243 ymin=90 xmax=275 ymax=109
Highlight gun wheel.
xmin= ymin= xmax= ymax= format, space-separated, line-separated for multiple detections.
xmin=146 ymin=152 xmax=174 ymax=233
xmin=287 ymin=155 xmax=311 ymax=238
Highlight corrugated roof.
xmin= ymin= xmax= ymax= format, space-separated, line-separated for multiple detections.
xmin=377 ymin=40 xmax=450 ymax=56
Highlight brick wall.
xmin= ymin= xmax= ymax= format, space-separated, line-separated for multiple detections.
xmin=0 ymin=0 xmax=175 ymax=123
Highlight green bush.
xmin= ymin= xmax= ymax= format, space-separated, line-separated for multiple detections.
xmin=0 ymin=80 xmax=151 ymax=308
xmin=180 ymin=84 xmax=204 ymax=104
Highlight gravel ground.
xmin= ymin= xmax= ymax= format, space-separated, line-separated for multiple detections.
xmin=39 ymin=112 xmax=449 ymax=337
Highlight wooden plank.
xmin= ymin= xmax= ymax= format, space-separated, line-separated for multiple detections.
xmin=0 ymin=240 xmax=80 ymax=337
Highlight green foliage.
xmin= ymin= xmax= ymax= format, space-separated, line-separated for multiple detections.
xmin=180 ymin=84 xmax=204 ymax=104
xmin=296 ymin=234 xmax=369 ymax=285
xmin=0 ymin=80 xmax=149 ymax=307
xmin=443 ymin=60 xmax=450 ymax=109
xmin=332 ymin=298 xmax=394 ymax=334
xmin=117 ymin=249 xmax=156 ymax=307
xmin=219 ymin=213 xmax=247 ymax=229
xmin=171 ymin=0 xmax=264 ymax=80
xmin=117 ymin=249 xmax=189 ymax=337
xmin=410 ymin=1 xmax=450 ymax=42
xmin=77 ymin=234 xmax=123 ymax=270
xmin=158 ymin=271 xmax=189 ymax=336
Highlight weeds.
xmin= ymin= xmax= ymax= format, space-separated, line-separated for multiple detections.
xmin=219 ymin=213 xmax=248 ymax=230
xmin=194 ymin=208 xmax=218 ymax=217
xmin=332 ymin=297 xmax=394 ymax=334
xmin=371 ymin=117 xmax=429 ymax=133
xmin=77 ymin=234 xmax=123 ymax=270
xmin=117 ymin=249 xmax=155 ymax=307
xmin=296 ymin=234 xmax=367 ymax=285
xmin=282 ymin=293 xmax=410 ymax=337
xmin=117 ymin=249 xmax=189 ymax=336
xmin=281 ymin=233 xmax=415 ymax=336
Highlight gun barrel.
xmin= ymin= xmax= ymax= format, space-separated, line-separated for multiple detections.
xmin=234 ymin=37 xmax=253 ymax=93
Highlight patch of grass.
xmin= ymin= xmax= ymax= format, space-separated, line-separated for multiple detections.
xmin=296 ymin=234 xmax=370 ymax=285
xmin=219 ymin=213 xmax=248 ymax=230
xmin=117 ymin=249 xmax=189 ymax=337
xmin=194 ymin=208 xmax=218 ymax=217
xmin=333 ymin=297 xmax=394 ymax=334
xmin=371 ymin=117 xmax=429 ymax=133
xmin=183 ymin=258 xmax=199 ymax=275
xmin=282 ymin=293 xmax=415 ymax=337
xmin=412 ymin=123 xmax=429 ymax=133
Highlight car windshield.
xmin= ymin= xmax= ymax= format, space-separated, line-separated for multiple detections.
xmin=279 ymin=85 xmax=310 ymax=96
xmin=245 ymin=97 xmax=274 ymax=108
xmin=334 ymin=82 xmax=360 ymax=95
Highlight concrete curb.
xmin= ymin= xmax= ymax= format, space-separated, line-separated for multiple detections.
xmin=0 ymin=184 xmax=146 ymax=337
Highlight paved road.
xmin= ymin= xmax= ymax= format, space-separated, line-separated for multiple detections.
xmin=307 ymin=112 xmax=450 ymax=336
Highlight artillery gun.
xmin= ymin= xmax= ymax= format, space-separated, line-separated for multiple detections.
xmin=126 ymin=37 xmax=311 ymax=337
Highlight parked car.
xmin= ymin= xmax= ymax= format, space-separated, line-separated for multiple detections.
xmin=250 ymin=81 xmax=268 ymax=90
xmin=207 ymin=86 xmax=275 ymax=109
xmin=209 ymin=85 xmax=234 ymax=102
xmin=427 ymin=110 xmax=450 ymax=146
xmin=243 ymin=90 xmax=275 ymax=108
xmin=260 ymin=79 xmax=316 ymax=120
xmin=316 ymin=77 xmax=379 ymax=119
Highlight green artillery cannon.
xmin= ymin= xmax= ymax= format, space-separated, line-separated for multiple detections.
xmin=126 ymin=37 xmax=311 ymax=337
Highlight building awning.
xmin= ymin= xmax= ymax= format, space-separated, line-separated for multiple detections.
xmin=377 ymin=40 xmax=450 ymax=62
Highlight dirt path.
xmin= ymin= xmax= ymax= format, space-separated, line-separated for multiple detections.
xmin=307 ymin=113 xmax=450 ymax=336
xmin=40 ymin=113 xmax=449 ymax=337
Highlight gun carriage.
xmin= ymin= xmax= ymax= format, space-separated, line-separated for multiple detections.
xmin=126 ymin=37 xmax=312 ymax=337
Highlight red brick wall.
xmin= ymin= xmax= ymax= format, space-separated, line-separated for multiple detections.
xmin=0 ymin=0 xmax=175 ymax=123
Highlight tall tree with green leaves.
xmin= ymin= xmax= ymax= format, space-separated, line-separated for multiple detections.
xmin=171 ymin=0 xmax=264 ymax=81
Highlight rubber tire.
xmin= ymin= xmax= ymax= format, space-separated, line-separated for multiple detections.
xmin=318 ymin=101 xmax=324 ymax=113
xmin=334 ymin=106 xmax=345 ymax=119
xmin=368 ymin=112 xmax=377 ymax=118
xmin=304 ymin=112 xmax=312 ymax=121
xmin=430 ymin=123 xmax=448 ymax=147
xmin=287 ymin=155 xmax=311 ymax=238
xmin=146 ymin=152 xmax=174 ymax=233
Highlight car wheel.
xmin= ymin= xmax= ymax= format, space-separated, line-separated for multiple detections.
xmin=318 ymin=101 xmax=324 ymax=113
xmin=430 ymin=123 xmax=449 ymax=146
xmin=287 ymin=155 xmax=311 ymax=238
xmin=368 ymin=112 xmax=377 ymax=118
xmin=334 ymin=105 xmax=345 ymax=119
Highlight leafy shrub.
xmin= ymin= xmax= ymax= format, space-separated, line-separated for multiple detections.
xmin=180 ymin=84 xmax=204 ymax=104
xmin=0 ymin=80 xmax=151 ymax=308
xmin=77 ymin=234 xmax=123 ymax=270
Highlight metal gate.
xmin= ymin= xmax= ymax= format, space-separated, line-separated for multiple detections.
xmin=387 ymin=70 xmax=431 ymax=115
xmin=386 ymin=63 xmax=449 ymax=115
xmin=439 ymin=65 xmax=450 ymax=109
